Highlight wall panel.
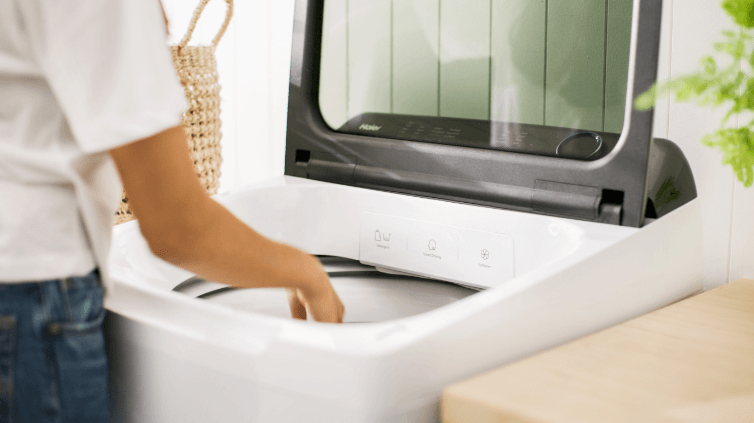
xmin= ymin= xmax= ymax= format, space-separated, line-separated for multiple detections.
xmin=604 ymin=0 xmax=633 ymax=133
xmin=545 ymin=0 xmax=606 ymax=131
xmin=393 ymin=0 xmax=440 ymax=116
xmin=348 ymin=0 xmax=392 ymax=119
xmin=667 ymin=0 xmax=737 ymax=290
xmin=729 ymin=180 xmax=754 ymax=283
xmin=490 ymin=0 xmax=546 ymax=125
xmin=319 ymin=0 xmax=349 ymax=129
xmin=439 ymin=0 xmax=491 ymax=120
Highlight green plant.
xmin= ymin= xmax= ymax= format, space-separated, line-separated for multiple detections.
xmin=635 ymin=0 xmax=754 ymax=187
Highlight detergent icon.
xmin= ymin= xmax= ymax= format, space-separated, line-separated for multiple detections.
xmin=375 ymin=230 xmax=382 ymax=241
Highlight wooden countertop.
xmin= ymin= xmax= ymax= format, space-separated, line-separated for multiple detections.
xmin=442 ymin=278 xmax=754 ymax=423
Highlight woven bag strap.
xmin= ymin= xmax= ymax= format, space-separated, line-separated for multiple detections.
xmin=178 ymin=0 xmax=234 ymax=50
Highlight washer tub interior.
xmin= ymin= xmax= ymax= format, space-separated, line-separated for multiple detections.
xmin=173 ymin=256 xmax=478 ymax=323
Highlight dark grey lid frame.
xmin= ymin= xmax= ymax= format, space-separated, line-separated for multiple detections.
xmin=284 ymin=0 xmax=666 ymax=228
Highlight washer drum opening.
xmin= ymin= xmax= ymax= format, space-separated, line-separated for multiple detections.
xmin=172 ymin=257 xmax=479 ymax=323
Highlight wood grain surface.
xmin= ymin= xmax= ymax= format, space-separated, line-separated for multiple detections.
xmin=442 ymin=279 xmax=754 ymax=423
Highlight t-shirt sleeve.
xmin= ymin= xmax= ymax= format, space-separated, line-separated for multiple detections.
xmin=21 ymin=0 xmax=187 ymax=153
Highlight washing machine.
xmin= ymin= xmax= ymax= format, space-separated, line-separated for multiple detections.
xmin=106 ymin=0 xmax=703 ymax=421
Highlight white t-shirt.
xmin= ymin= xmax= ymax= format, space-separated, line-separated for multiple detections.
xmin=0 ymin=0 xmax=187 ymax=291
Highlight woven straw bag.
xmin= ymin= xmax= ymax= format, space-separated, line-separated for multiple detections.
xmin=115 ymin=0 xmax=233 ymax=225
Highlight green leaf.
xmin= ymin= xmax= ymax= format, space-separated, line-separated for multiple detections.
xmin=635 ymin=84 xmax=658 ymax=110
xmin=702 ymin=56 xmax=718 ymax=74
xmin=703 ymin=127 xmax=754 ymax=187
xmin=723 ymin=0 xmax=754 ymax=29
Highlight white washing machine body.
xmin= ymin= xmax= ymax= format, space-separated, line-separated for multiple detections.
xmin=106 ymin=176 xmax=702 ymax=422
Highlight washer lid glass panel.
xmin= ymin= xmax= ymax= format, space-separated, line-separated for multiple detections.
xmin=318 ymin=0 xmax=634 ymax=161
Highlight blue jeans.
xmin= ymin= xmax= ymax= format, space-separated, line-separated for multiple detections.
xmin=0 ymin=270 xmax=107 ymax=423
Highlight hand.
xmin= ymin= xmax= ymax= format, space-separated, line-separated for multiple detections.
xmin=287 ymin=257 xmax=345 ymax=323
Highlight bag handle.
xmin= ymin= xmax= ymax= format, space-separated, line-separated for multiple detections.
xmin=178 ymin=0 xmax=234 ymax=50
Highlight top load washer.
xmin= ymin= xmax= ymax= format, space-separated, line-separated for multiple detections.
xmin=106 ymin=0 xmax=703 ymax=421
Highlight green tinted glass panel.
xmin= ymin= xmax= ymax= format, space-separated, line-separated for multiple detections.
xmin=319 ymin=0 xmax=634 ymax=161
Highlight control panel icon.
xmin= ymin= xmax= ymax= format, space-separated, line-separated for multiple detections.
xmin=375 ymin=230 xmax=391 ymax=242
xmin=428 ymin=240 xmax=437 ymax=251
xmin=481 ymin=249 xmax=489 ymax=260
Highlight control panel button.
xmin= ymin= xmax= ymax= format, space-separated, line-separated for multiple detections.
xmin=408 ymin=233 xmax=456 ymax=263
xmin=458 ymin=233 xmax=515 ymax=286
xmin=371 ymin=228 xmax=406 ymax=252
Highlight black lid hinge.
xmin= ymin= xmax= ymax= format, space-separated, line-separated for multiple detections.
xmin=294 ymin=153 xmax=624 ymax=225
xmin=531 ymin=181 xmax=623 ymax=225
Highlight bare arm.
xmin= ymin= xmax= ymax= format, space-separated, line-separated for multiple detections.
xmin=109 ymin=125 xmax=344 ymax=323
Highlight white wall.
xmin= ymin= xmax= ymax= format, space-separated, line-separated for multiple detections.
xmin=165 ymin=0 xmax=754 ymax=290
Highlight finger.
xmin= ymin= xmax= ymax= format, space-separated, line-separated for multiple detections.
xmin=296 ymin=289 xmax=311 ymax=320
xmin=312 ymin=296 xmax=344 ymax=324
xmin=286 ymin=288 xmax=307 ymax=320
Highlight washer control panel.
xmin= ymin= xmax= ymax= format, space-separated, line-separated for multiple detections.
xmin=359 ymin=212 xmax=515 ymax=289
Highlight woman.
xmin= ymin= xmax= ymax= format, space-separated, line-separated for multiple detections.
xmin=0 ymin=0 xmax=344 ymax=421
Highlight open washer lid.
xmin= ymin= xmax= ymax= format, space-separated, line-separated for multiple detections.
xmin=284 ymin=0 xmax=695 ymax=227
